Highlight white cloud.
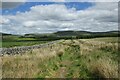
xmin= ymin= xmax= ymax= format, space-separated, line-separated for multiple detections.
xmin=23 ymin=21 xmax=36 ymax=27
xmin=65 ymin=0 xmax=119 ymax=2
xmin=49 ymin=0 xmax=65 ymax=2
xmin=0 ymin=17 xmax=10 ymax=24
xmin=1 ymin=0 xmax=119 ymax=3
xmin=1 ymin=0 xmax=26 ymax=2
xmin=1 ymin=2 xmax=118 ymax=34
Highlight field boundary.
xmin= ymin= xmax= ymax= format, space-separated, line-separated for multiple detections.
xmin=0 ymin=40 xmax=60 ymax=56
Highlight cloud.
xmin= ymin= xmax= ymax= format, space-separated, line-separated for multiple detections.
xmin=1 ymin=18 xmax=10 ymax=24
xmin=1 ymin=2 xmax=118 ymax=34
xmin=23 ymin=21 xmax=37 ymax=27
xmin=1 ymin=0 xmax=26 ymax=2
xmin=65 ymin=0 xmax=119 ymax=2
xmin=49 ymin=0 xmax=65 ymax=2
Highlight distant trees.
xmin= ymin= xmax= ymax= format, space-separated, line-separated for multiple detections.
xmin=2 ymin=31 xmax=119 ymax=42
xmin=31 ymin=33 xmax=120 ymax=41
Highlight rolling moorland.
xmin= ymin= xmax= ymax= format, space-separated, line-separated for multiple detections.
xmin=0 ymin=30 xmax=119 ymax=48
xmin=0 ymin=30 xmax=120 ymax=79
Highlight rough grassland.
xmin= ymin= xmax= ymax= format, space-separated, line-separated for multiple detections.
xmin=1 ymin=37 xmax=119 ymax=79
xmin=1 ymin=41 xmax=49 ymax=48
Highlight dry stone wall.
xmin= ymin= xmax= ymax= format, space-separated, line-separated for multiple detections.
xmin=0 ymin=41 xmax=59 ymax=56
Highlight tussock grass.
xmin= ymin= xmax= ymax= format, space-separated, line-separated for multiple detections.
xmin=88 ymin=58 xmax=118 ymax=78
xmin=2 ymin=42 xmax=68 ymax=78
xmin=0 ymin=58 xmax=2 ymax=79
xmin=1 ymin=37 xmax=119 ymax=78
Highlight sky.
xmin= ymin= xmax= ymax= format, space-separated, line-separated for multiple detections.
xmin=0 ymin=1 xmax=119 ymax=34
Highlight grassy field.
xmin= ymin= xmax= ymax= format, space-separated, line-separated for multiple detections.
xmin=1 ymin=41 xmax=49 ymax=48
xmin=86 ymin=37 xmax=119 ymax=43
xmin=1 ymin=35 xmax=50 ymax=48
xmin=1 ymin=37 xmax=119 ymax=79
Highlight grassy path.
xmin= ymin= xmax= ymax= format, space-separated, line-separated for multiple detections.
xmin=1 ymin=37 xmax=119 ymax=78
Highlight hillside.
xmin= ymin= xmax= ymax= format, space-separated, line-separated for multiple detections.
xmin=1 ymin=31 xmax=119 ymax=48
xmin=1 ymin=30 xmax=119 ymax=38
xmin=23 ymin=30 xmax=120 ymax=37
xmin=23 ymin=30 xmax=120 ymax=39
xmin=1 ymin=37 xmax=119 ymax=78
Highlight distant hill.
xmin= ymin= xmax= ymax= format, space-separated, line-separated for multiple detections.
xmin=1 ymin=31 xmax=120 ymax=36
xmin=22 ymin=30 xmax=120 ymax=40
xmin=54 ymin=31 xmax=91 ymax=37
xmin=1 ymin=30 xmax=120 ymax=41
xmin=0 ymin=32 xmax=12 ymax=36
xmin=23 ymin=31 xmax=119 ymax=37
xmin=0 ymin=32 xmax=21 ymax=36
xmin=54 ymin=30 xmax=120 ymax=37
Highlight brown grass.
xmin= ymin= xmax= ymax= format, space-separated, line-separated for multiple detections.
xmin=1 ymin=41 xmax=68 ymax=78
xmin=88 ymin=58 xmax=118 ymax=78
xmin=1 ymin=37 xmax=119 ymax=78
xmin=0 ymin=57 xmax=2 ymax=79
xmin=79 ymin=38 xmax=118 ymax=78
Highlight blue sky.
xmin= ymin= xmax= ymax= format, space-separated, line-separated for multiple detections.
xmin=0 ymin=2 xmax=118 ymax=34
xmin=1 ymin=2 xmax=93 ymax=15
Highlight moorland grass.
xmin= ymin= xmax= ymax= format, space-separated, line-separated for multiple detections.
xmin=1 ymin=37 xmax=119 ymax=79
